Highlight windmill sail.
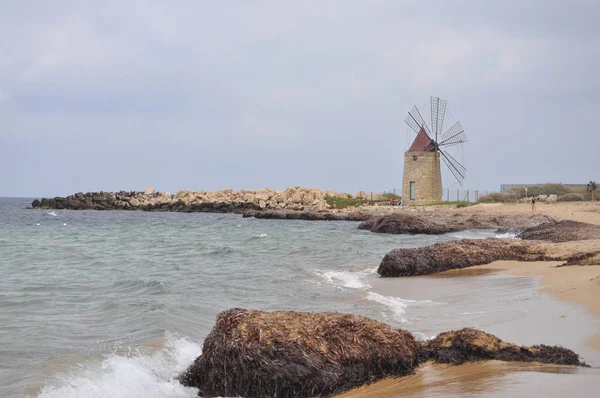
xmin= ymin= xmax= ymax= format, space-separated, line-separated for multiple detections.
xmin=430 ymin=96 xmax=447 ymax=142
xmin=404 ymin=105 xmax=432 ymax=137
xmin=440 ymin=150 xmax=466 ymax=185
xmin=438 ymin=121 xmax=467 ymax=148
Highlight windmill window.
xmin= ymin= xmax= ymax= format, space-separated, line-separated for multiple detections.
xmin=410 ymin=181 xmax=416 ymax=200
xmin=413 ymin=155 xmax=418 ymax=161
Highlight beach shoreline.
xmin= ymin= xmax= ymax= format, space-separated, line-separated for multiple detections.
xmin=339 ymin=260 xmax=600 ymax=397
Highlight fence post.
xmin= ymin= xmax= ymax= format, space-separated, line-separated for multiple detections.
xmin=447 ymin=189 xmax=449 ymax=201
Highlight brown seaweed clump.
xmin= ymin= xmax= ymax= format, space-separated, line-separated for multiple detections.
xmin=358 ymin=213 xmax=457 ymax=234
xmin=421 ymin=328 xmax=587 ymax=366
xmin=518 ymin=220 xmax=600 ymax=243
xmin=179 ymin=308 xmax=421 ymax=398
xmin=558 ymin=250 xmax=600 ymax=266
xmin=180 ymin=310 xmax=586 ymax=397
xmin=243 ymin=209 xmax=372 ymax=221
xmin=378 ymin=238 xmax=549 ymax=277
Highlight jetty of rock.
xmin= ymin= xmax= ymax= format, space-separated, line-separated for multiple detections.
xmin=179 ymin=309 xmax=585 ymax=398
xmin=30 ymin=187 xmax=351 ymax=212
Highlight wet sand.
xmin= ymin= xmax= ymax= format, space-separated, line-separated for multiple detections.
xmin=342 ymin=258 xmax=600 ymax=397
xmin=472 ymin=260 xmax=600 ymax=351
xmin=339 ymin=361 xmax=600 ymax=398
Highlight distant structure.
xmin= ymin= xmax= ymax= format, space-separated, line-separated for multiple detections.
xmin=402 ymin=97 xmax=468 ymax=205
xmin=500 ymin=184 xmax=589 ymax=192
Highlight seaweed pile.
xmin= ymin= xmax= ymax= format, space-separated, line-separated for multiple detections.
xmin=358 ymin=212 xmax=554 ymax=235
xmin=518 ymin=220 xmax=600 ymax=242
xmin=242 ymin=209 xmax=372 ymax=221
xmin=420 ymin=328 xmax=583 ymax=365
xmin=377 ymin=239 xmax=549 ymax=277
xmin=179 ymin=309 xmax=585 ymax=398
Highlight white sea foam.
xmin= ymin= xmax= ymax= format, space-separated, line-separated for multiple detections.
xmin=255 ymin=233 xmax=268 ymax=238
xmin=38 ymin=333 xmax=201 ymax=398
xmin=366 ymin=292 xmax=434 ymax=324
xmin=448 ymin=230 xmax=496 ymax=240
xmin=316 ymin=269 xmax=374 ymax=290
xmin=495 ymin=232 xmax=519 ymax=239
xmin=47 ymin=211 xmax=58 ymax=217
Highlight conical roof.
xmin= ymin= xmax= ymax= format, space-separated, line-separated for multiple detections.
xmin=408 ymin=127 xmax=435 ymax=152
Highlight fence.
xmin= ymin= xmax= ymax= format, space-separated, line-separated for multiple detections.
xmin=372 ymin=188 xmax=487 ymax=203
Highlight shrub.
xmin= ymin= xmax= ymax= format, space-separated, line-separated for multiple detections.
xmin=325 ymin=195 xmax=363 ymax=208
xmin=512 ymin=184 xmax=571 ymax=198
xmin=478 ymin=191 xmax=519 ymax=203
xmin=557 ymin=193 xmax=584 ymax=202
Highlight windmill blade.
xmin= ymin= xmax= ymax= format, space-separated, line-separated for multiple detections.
xmin=438 ymin=121 xmax=467 ymax=148
xmin=404 ymin=105 xmax=432 ymax=137
xmin=440 ymin=150 xmax=466 ymax=185
xmin=430 ymin=96 xmax=447 ymax=142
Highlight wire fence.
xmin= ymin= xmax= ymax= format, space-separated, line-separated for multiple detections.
xmin=366 ymin=188 xmax=489 ymax=203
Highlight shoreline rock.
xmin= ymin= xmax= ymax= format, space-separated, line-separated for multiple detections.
xmin=30 ymin=187 xmax=350 ymax=213
xmin=377 ymin=239 xmax=551 ymax=277
xmin=179 ymin=309 xmax=585 ymax=398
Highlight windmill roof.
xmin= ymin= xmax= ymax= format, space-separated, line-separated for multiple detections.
xmin=408 ymin=127 xmax=435 ymax=152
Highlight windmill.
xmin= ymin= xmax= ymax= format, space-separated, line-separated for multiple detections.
xmin=401 ymin=96 xmax=467 ymax=205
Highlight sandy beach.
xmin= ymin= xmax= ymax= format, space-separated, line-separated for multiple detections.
xmin=340 ymin=201 xmax=600 ymax=397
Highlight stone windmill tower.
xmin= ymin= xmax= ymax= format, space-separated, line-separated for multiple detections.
xmin=402 ymin=97 xmax=467 ymax=205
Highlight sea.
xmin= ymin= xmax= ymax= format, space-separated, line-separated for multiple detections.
xmin=1 ymin=197 xmax=599 ymax=398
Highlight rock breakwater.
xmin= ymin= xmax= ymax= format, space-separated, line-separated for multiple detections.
xmin=30 ymin=187 xmax=349 ymax=212
xmin=179 ymin=309 xmax=585 ymax=398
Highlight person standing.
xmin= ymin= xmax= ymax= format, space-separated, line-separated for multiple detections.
xmin=531 ymin=196 xmax=536 ymax=212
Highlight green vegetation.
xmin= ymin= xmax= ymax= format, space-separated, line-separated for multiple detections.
xmin=512 ymin=183 xmax=571 ymax=198
xmin=325 ymin=195 xmax=364 ymax=209
xmin=478 ymin=183 xmax=593 ymax=203
xmin=413 ymin=201 xmax=474 ymax=208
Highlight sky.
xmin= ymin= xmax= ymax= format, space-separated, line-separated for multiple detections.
xmin=1 ymin=0 xmax=598 ymax=197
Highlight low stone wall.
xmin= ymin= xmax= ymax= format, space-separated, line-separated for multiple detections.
xmin=30 ymin=187 xmax=350 ymax=212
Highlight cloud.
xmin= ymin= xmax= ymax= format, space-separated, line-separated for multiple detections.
xmin=0 ymin=1 xmax=598 ymax=197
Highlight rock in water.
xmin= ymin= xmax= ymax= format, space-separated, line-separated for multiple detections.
xmin=421 ymin=328 xmax=586 ymax=366
xmin=179 ymin=308 xmax=421 ymax=398
xmin=377 ymin=239 xmax=549 ymax=277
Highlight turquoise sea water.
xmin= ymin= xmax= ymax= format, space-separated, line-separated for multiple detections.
xmin=1 ymin=198 xmax=598 ymax=397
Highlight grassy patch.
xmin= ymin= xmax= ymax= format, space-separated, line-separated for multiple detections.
xmin=413 ymin=201 xmax=474 ymax=208
xmin=325 ymin=195 xmax=364 ymax=209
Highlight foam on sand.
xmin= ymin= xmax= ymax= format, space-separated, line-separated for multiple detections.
xmin=315 ymin=269 xmax=374 ymax=290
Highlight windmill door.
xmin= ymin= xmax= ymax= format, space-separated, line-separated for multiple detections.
xmin=410 ymin=181 xmax=416 ymax=200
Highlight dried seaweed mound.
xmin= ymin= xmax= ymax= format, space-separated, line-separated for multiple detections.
xmin=358 ymin=213 xmax=457 ymax=234
xmin=377 ymin=238 xmax=549 ymax=277
xmin=179 ymin=308 xmax=421 ymax=398
xmin=421 ymin=328 xmax=586 ymax=366
xmin=518 ymin=220 xmax=600 ymax=242
xmin=243 ymin=209 xmax=371 ymax=221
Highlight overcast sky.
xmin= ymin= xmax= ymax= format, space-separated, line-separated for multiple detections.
xmin=1 ymin=0 xmax=598 ymax=197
